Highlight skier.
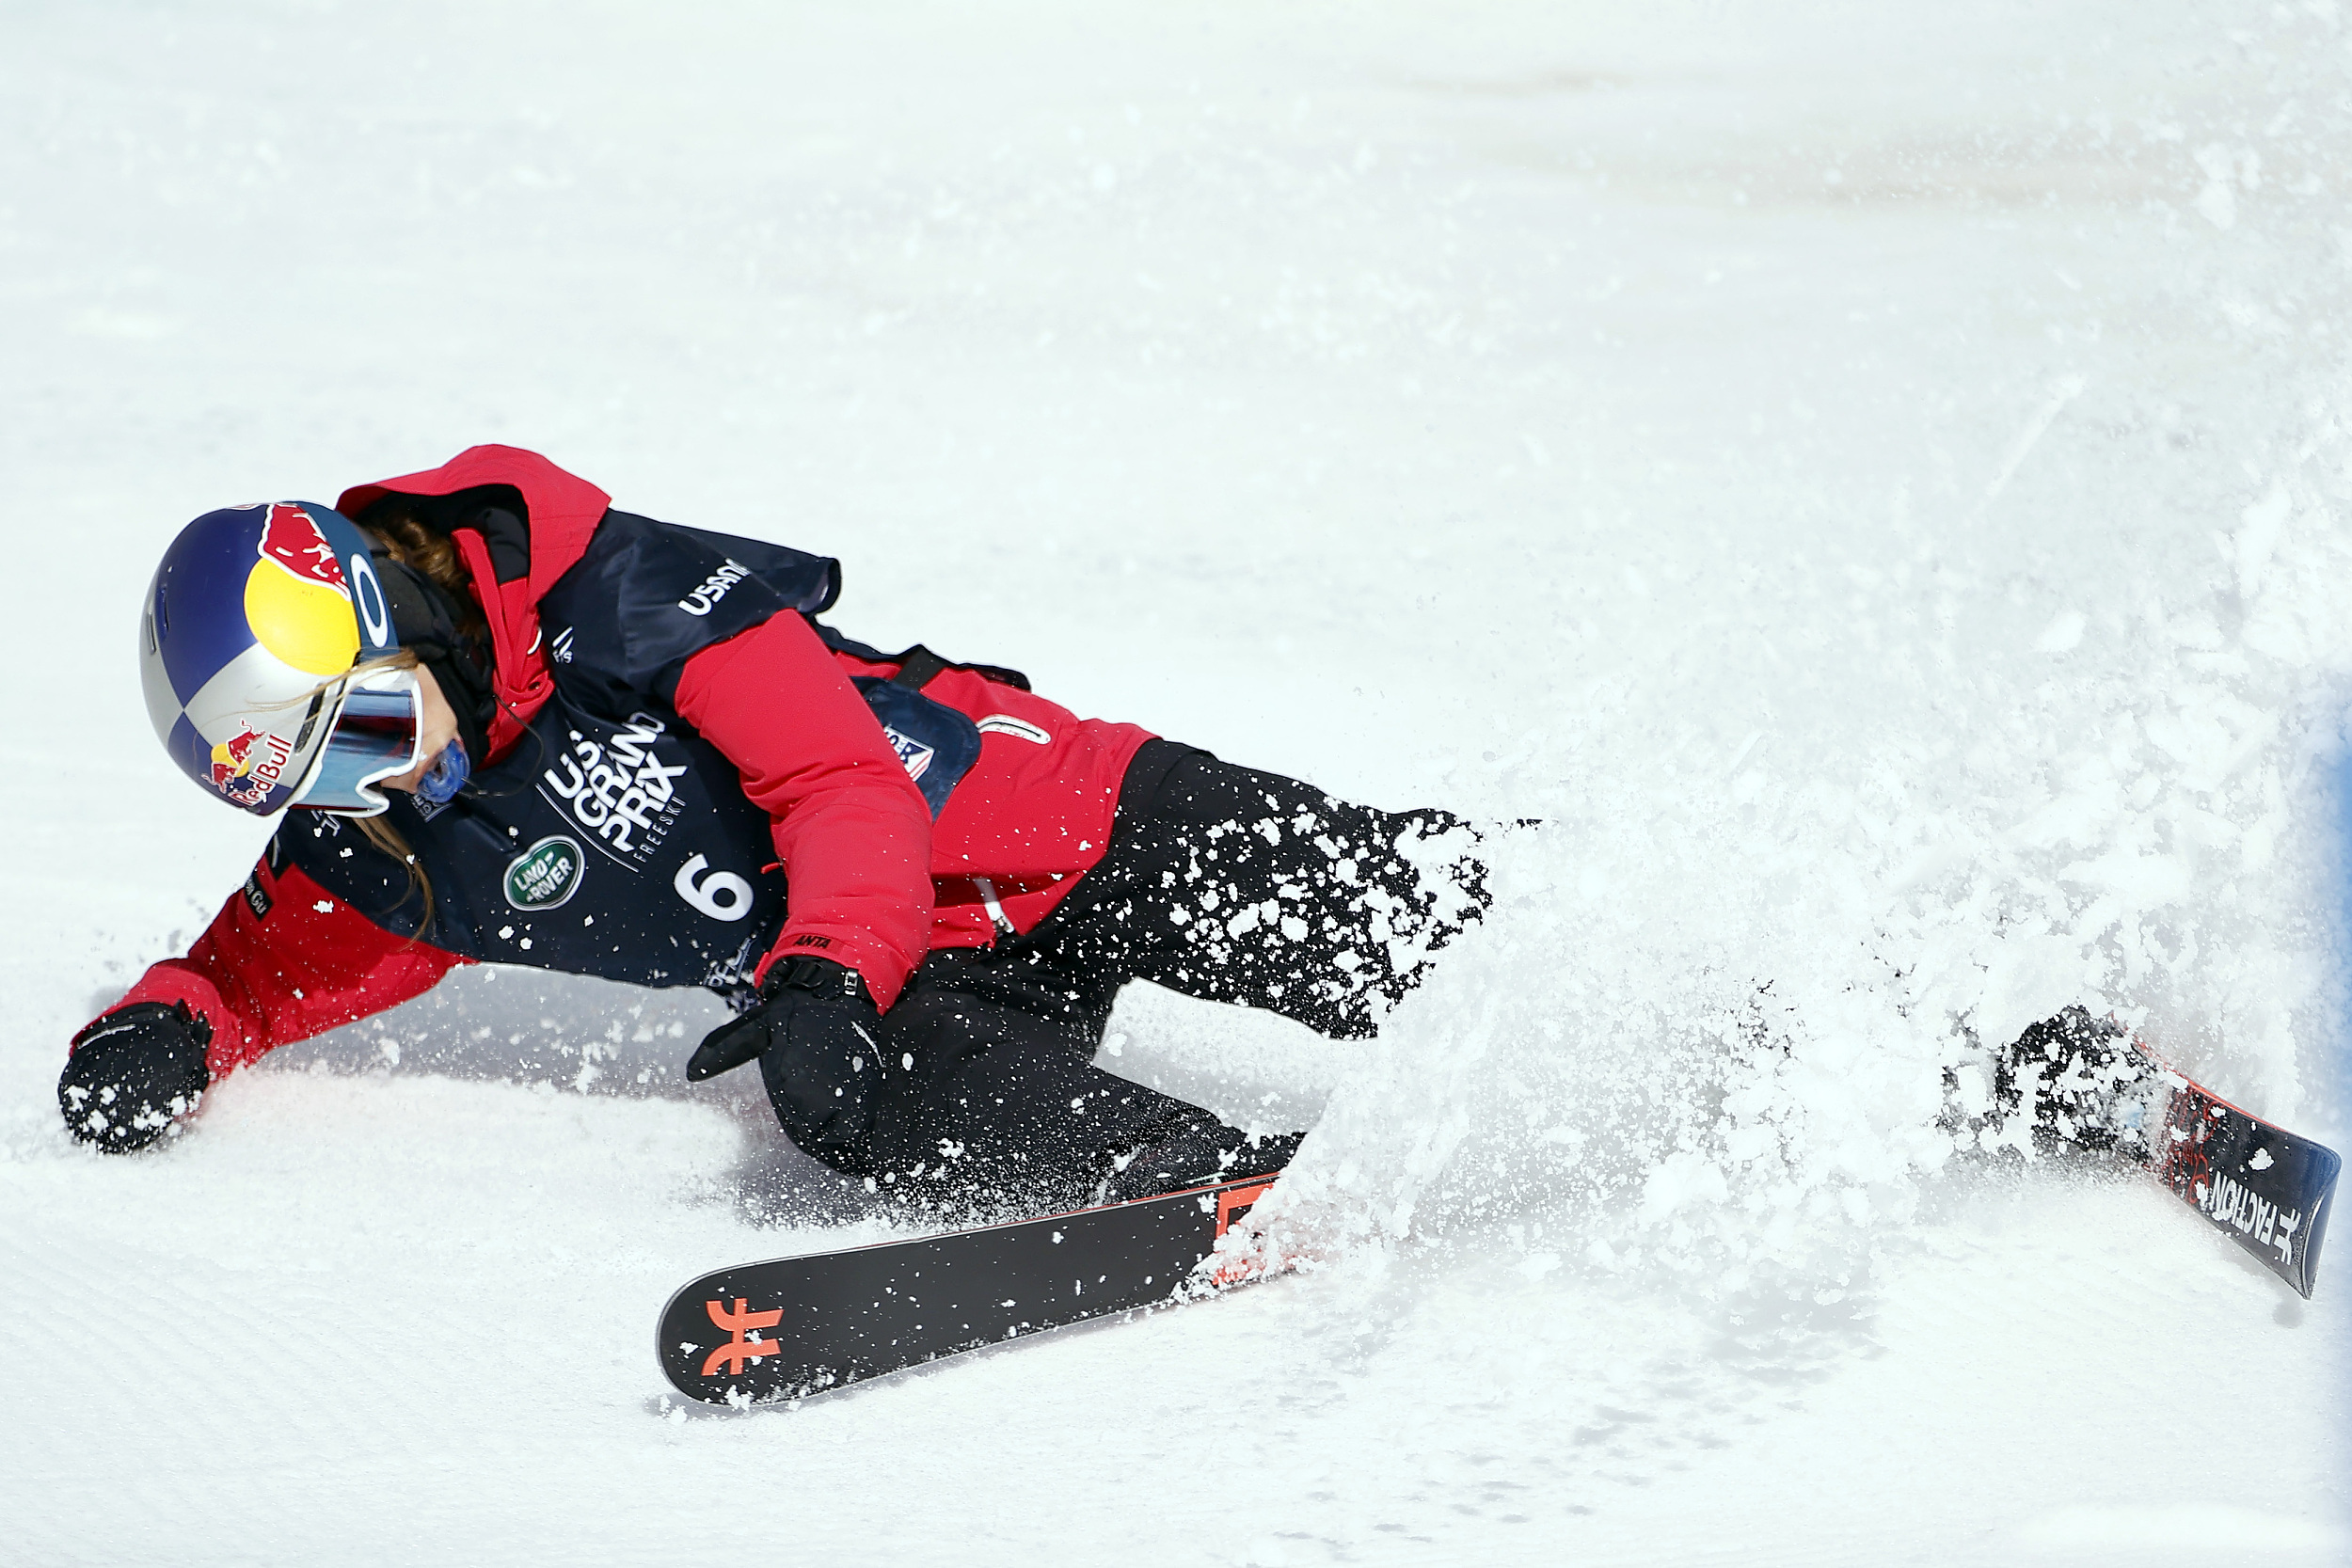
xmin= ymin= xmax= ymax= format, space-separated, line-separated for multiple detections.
xmin=64 ymin=445 xmax=1488 ymax=1215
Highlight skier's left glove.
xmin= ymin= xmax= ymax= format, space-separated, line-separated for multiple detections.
xmin=687 ymin=957 xmax=887 ymax=1155
xmin=58 ymin=1001 xmax=213 ymax=1153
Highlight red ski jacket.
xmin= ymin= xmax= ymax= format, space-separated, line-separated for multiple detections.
xmin=93 ymin=445 xmax=1153 ymax=1080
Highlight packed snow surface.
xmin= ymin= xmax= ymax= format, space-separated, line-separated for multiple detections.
xmin=4 ymin=1 xmax=2349 ymax=1562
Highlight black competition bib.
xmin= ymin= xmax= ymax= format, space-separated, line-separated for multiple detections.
xmin=282 ymin=692 xmax=787 ymax=994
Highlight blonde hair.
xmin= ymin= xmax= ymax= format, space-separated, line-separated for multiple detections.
xmin=346 ymin=651 xmax=437 ymax=934
xmin=289 ymin=644 xmax=439 ymax=936
xmin=343 ymin=512 xmax=486 ymax=930
xmin=330 ymin=509 xmax=491 ymax=937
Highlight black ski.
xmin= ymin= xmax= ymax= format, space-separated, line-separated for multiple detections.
xmin=1998 ymin=1009 xmax=2340 ymax=1297
xmin=657 ymin=1174 xmax=1279 ymax=1408
xmin=2145 ymin=1069 xmax=2339 ymax=1298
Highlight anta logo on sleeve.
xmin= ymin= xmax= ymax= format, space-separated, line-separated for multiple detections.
xmin=677 ymin=561 xmax=751 ymax=617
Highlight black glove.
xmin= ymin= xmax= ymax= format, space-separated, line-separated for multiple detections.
xmin=1098 ymin=1120 xmax=1304 ymax=1206
xmin=58 ymin=1001 xmax=213 ymax=1153
xmin=687 ymin=958 xmax=887 ymax=1155
xmin=1986 ymin=1006 xmax=2155 ymax=1157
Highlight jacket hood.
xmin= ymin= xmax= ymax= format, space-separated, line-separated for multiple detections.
xmin=336 ymin=443 xmax=611 ymax=608
xmin=336 ymin=444 xmax=612 ymax=757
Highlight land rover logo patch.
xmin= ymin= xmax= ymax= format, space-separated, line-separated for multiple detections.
xmin=504 ymin=835 xmax=584 ymax=911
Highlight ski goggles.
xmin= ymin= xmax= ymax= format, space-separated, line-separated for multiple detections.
xmin=287 ymin=666 xmax=424 ymax=816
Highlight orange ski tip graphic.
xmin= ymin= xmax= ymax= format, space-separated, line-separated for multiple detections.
xmin=702 ymin=1297 xmax=785 ymax=1377
xmin=1203 ymin=1179 xmax=1282 ymax=1288
xmin=1214 ymin=1179 xmax=1276 ymax=1240
xmin=659 ymin=1169 xmax=1303 ymax=1405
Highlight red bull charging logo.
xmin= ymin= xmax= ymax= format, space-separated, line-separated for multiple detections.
xmin=242 ymin=502 xmax=361 ymax=677
xmin=259 ymin=502 xmax=349 ymax=595
xmin=209 ymin=728 xmax=262 ymax=787
xmin=210 ymin=726 xmax=295 ymax=805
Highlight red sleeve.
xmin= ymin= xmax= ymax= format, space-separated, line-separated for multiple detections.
xmin=671 ymin=611 xmax=933 ymax=1009
xmin=89 ymin=858 xmax=467 ymax=1079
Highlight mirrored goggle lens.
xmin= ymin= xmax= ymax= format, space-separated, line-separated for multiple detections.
xmin=289 ymin=673 xmax=422 ymax=816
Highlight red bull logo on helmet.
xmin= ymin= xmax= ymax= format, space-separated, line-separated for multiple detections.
xmin=147 ymin=500 xmax=389 ymax=818
xmin=209 ymin=726 xmax=295 ymax=805
xmin=210 ymin=728 xmax=263 ymax=787
xmin=241 ymin=502 xmax=362 ymax=676
xmin=259 ymin=502 xmax=350 ymax=596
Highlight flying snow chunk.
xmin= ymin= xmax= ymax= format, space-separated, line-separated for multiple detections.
xmin=2035 ymin=610 xmax=2087 ymax=654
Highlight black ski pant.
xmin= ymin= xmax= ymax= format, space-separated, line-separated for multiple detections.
xmin=834 ymin=739 xmax=1487 ymax=1211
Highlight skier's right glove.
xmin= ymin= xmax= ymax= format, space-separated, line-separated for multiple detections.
xmin=57 ymin=1001 xmax=213 ymax=1154
xmin=686 ymin=957 xmax=888 ymax=1158
xmin=1097 ymin=1119 xmax=1305 ymax=1206
xmin=1987 ymin=1006 xmax=2160 ymax=1157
